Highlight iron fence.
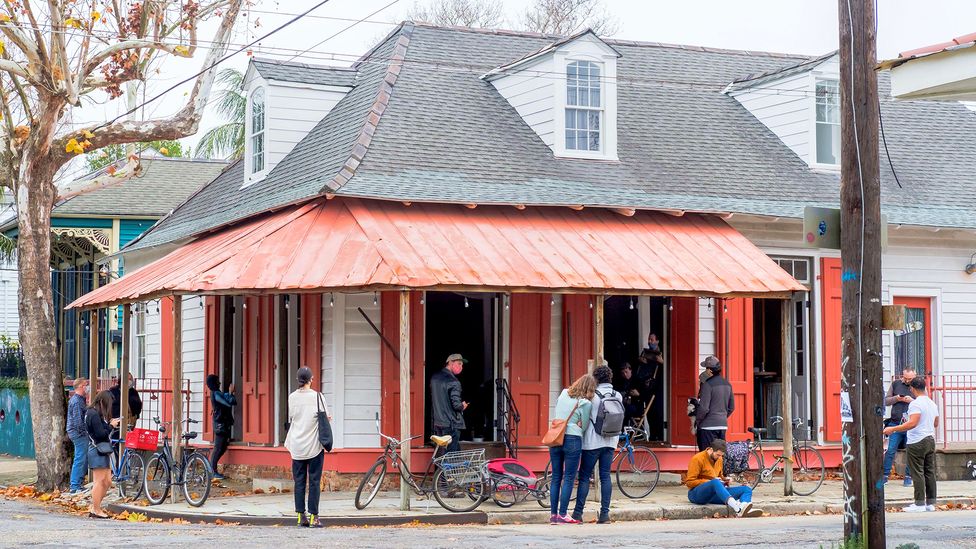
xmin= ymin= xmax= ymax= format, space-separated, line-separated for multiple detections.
xmin=95 ymin=377 xmax=192 ymax=431
xmin=0 ymin=348 xmax=25 ymax=378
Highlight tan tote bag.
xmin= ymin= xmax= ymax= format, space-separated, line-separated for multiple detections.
xmin=542 ymin=399 xmax=582 ymax=447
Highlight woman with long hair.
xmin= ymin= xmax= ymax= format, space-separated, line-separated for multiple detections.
xmin=549 ymin=373 xmax=596 ymax=524
xmin=85 ymin=390 xmax=119 ymax=518
xmin=206 ymin=374 xmax=236 ymax=479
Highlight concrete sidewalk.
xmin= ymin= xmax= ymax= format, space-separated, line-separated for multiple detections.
xmin=109 ymin=479 xmax=976 ymax=527
xmin=0 ymin=455 xmax=37 ymax=487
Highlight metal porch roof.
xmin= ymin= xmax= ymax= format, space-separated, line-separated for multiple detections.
xmin=69 ymin=198 xmax=804 ymax=309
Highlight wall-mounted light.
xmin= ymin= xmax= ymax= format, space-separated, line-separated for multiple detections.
xmin=966 ymin=253 xmax=976 ymax=275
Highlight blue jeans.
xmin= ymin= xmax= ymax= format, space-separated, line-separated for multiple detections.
xmin=883 ymin=427 xmax=910 ymax=478
xmin=549 ymin=435 xmax=582 ymax=516
xmin=69 ymin=435 xmax=89 ymax=491
xmin=573 ymin=447 xmax=614 ymax=518
xmin=687 ymin=478 xmax=753 ymax=505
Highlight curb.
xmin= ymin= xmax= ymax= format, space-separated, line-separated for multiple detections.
xmin=105 ymin=502 xmax=487 ymax=527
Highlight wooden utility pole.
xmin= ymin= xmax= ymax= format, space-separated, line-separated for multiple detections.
xmin=120 ymin=304 xmax=131 ymax=441
xmin=171 ymin=296 xmax=183 ymax=504
xmin=398 ymin=291 xmax=411 ymax=511
xmin=838 ymin=0 xmax=886 ymax=546
xmin=781 ymin=299 xmax=793 ymax=496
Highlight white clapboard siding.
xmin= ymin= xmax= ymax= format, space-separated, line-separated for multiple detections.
xmin=140 ymin=301 xmax=162 ymax=381
xmin=731 ymin=70 xmax=815 ymax=164
xmin=490 ymin=56 xmax=556 ymax=148
xmin=0 ymin=259 xmax=18 ymax=339
xmin=181 ymin=296 xmax=206 ymax=426
xmin=264 ymin=83 xmax=349 ymax=173
xmin=699 ymin=297 xmax=716 ymax=364
xmin=342 ymin=293 xmax=381 ymax=448
xmin=548 ymin=295 xmax=563 ymax=418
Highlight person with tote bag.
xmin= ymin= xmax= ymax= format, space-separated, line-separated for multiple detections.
xmin=285 ymin=366 xmax=333 ymax=528
xmin=545 ymin=374 xmax=596 ymax=524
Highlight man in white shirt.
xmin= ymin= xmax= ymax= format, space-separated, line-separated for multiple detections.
xmin=883 ymin=376 xmax=939 ymax=512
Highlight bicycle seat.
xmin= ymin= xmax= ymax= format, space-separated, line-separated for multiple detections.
xmin=430 ymin=434 xmax=452 ymax=447
xmin=748 ymin=427 xmax=767 ymax=435
xmin=182 ymin=432 xmax=198 ymax=440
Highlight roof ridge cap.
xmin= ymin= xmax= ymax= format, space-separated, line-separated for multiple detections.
xmin=323 ymin=24 xmax=415 ymax=194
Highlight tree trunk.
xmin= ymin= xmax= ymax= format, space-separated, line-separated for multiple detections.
xmin=17 ymin=135 xmax=67 ymax=491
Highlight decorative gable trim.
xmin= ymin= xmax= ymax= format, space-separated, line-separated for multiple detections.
xmin=482 ymin=29 xmax=620 ymax=81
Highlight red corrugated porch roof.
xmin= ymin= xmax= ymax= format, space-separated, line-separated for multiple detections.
xmin=69 ymin=197 xmax=804 ymax=309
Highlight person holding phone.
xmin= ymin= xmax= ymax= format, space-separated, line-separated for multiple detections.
xmin=685 ymin=439 xmax=763 ymax=518
xmin=85 ymin=390 xmax=120 ymax=518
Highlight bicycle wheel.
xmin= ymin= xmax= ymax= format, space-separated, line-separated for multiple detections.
xmin=182 ymin=453 xmax=213 ymax=507
xmin=615 ymin=447 xmax=661 ymax=499
xmin=535 ymin=474 xmax=550 ymax=508
xmin=432 ymin=468 xmax=484 ymax=513
xmin=143 ymin=453 xmax=171 ymax=505
xmin=118 ymin=452 xmax=146 ymax=499
xmin=790 ymin=444 xmax=826 ymax=496
xmin=489 ymin=475 xmax=525 ymax=508
xmin=732 ymin=449 xmax=763 ymax=490
xmin=544 ymin=459 xmax=578 ymax=503
xmin=355 ymin=458 xmax=387 ymax=510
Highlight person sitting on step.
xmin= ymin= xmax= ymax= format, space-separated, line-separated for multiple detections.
xmin=685 ymin=439 xmax=763 ymax=518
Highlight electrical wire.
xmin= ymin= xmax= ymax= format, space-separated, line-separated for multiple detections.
xmin=878 ymin=105 xmax=904 ymax=189
xmin=283 ymin=0 xmax=403 ymax=64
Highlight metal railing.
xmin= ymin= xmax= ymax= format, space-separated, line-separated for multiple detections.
xmin=0 ymin=348 xmax=25 ymax=378
xmin=930 ymin=374 xmax=976 ymax=448
xmin=495 ymin=377 xmax=520 ymax=458
xmin=95 ymin=377 xmax=192 ymax=431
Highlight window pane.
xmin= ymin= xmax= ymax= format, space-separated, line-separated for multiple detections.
xmin=587 ymin=131 xmax=600 ymax=151
xmin=565 ymin=109 xmax=576 ymax=129
xmin=251 ymin=88 xmax=265 ymax=132
xmin=566 ymin=130 xmax=577 ymax=150
xmin=588 ymin=111 xmax=600 ymax=131
xmin=816 ymin=122 xmax=838 ymax=164
xmin=252 ymin=134 xmax=265 ymax=172
xmin=894 ymin=307 xmax=927 ymax=375
xmin=794 ymin=260 xmax=808 ymax=282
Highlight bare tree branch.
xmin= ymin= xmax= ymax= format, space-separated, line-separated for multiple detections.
xmin=520 ymin=0 xmax=619 ymax=36
xmin=56 ymin=154 xmax=142 ymax=201
xmin=406 ymin=0 xmax=505 ymax=28
xmin=0 ymin=58 xmax=28 ymax=79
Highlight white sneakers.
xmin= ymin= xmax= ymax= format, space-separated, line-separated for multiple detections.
xmin=903 ymin=503 xmax=937 ymax=513
xmin=727 ymin=499 xmax=764 ymax=518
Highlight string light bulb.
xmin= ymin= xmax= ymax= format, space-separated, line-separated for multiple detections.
xmin=550 ymin=296 xmax=555 ymax=306
xmin=668 ymin=298 xmax=673 ymax=311
xmin=464 ymin=297 xmax=469 ymax=308
xmin=373 ymin=292 xmax=378 ymax=306
xmin=505 ymin=295 xmax=510 ymax=311
xmin=723 ymin=300 xmax=728 ymax=313
xmin=629 ymin=297 xmax=635 ymax=310
xmin=329 ymin=293 xmax=334 ymax=307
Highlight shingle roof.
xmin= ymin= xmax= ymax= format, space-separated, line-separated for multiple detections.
xmin=53 ymin=157 xmax=228 ymax=218
xmin=251 ymin=58 xmax=358 ymax=87
xmin=127 ymin=23 xmax=976 ymax=253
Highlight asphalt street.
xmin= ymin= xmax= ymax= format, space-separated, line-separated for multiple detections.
xmin=2 ymin=497 xmax=974 ymax=548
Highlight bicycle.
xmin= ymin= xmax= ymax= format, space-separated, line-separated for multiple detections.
xmin=355 ymin=413 xmax=485 ymax=513
xmin=730 ymin=416 xmax=826 ymax=496
xmin=545 ymin=425 xmax=661 ymax=500
xmin=109 ymin=437 xmax=145 ymax=499
xmin=143 ymin=417 xmax=213 ymax=507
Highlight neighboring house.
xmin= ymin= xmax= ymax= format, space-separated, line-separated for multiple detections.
xmin=881 ymin=32 xmax=976 ymax=100
xmin=1 ymin=155 xmax=228 ymax=387
xmin=75 ymin=23 xmax=975 ymax=476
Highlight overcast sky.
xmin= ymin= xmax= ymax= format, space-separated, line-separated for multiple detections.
xmin=83 ymin=0 xmax=976 ymax=161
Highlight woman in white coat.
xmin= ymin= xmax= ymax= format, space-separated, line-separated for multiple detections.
xmin=285 ymin=366 xmax=329 ymax=528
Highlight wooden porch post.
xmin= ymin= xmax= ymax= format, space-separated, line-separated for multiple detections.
xmin=89 ymin=309 xmax=99 ymax=391
xmin=781 ymin=299 xmax=793 ymax=495
xmin=593 ymin=295 xmax=604 ymax=371
xmin=171 ymin=296 xmax=183 ymax=503
xmin=120 ymin=304 xmax=131 ymax=441
xmin=398 ymin=290 xmax=411 ymax=511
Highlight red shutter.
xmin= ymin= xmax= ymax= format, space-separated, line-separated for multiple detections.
xmin=159 ymin=297 xmax=174 ymax=423
xmin=562 ymin=294 xmax=593 ymax=384
xmin=203 ymin=296 xmax=220 ymax=442
xmin=241 ymin=296 xmax=274 ymax=444
xmin=300 ymin=294 xmax=323 ymax=392
xmin=509 ymin=294 xmax=551 ymax=445
xmin=820 ymin=257 xmax=843 ymax=442
xmin=669 ymin=297 xmax=699 ymax=446
xmin=380 ymin=292 xmax=425 ymax=444
xmin=716 ymin=298 xmax=754 ymax=442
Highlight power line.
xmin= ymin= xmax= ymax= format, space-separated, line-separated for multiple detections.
xmin=284 ymin=0 xmax=402 ymax=64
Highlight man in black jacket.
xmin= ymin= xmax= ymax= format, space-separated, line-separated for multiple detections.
xmin=430 ymin=353 xmax=467 ymax=453
xmin=110 ymin=373 xmax=143 ymax=429
xmin=696 ymin=356 xmax=735 ymax=451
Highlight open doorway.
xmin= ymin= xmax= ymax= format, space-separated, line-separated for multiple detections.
xmin=603 ymin=296 xmax=668 ymax=442
xmin=752 ymin=299 xmax=784 ymax=439
xmin=424 ymin=292 xmax=497 ymax=444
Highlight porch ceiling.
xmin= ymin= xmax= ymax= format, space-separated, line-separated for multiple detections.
xmin=67 ymin=197 xmax=804 ymax=309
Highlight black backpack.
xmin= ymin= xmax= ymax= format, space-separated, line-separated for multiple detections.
xmin=592 ymin=390 xmax=626 ymax=438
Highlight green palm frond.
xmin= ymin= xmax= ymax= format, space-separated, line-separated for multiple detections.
xmin=0 ymin=233 xmax=15 ymax=262
xmin=196 ymin=68 xmax=245 ymax=160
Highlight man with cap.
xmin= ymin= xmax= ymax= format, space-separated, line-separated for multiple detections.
xmin=430 ymin=353 xmax=468 ymax=453
xmin=695 ymin=356 xmax=735 ymax=451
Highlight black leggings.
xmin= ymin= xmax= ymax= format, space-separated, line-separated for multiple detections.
xmin=293 ymin=451 xmax=325 ymax=516
xmin=210 ymin=433 xmax=230 ymax=472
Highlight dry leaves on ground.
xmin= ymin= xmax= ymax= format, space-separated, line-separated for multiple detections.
xmin=252 ymin=488 xmax=265 ymax=494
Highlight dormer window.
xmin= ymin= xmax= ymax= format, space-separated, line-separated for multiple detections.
xmin=565 ymin=61 xmax=602 ymax=151
xmin=250 ymin=87 xmax=266 ymax=174
xmin=815 ymin=79 xmax=840 ymax=165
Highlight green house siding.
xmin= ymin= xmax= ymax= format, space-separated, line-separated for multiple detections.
xmin=51 ymin=217 xmax=114 ymax=229
xmin=119 ymin=219 xmax=156 ymax=247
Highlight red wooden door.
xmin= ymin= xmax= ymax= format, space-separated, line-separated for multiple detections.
xmin=892 ymin=296 xmax=933 ymax=376
xmin=716 ymin=298 xmax=754 ymax=442
xmin=562 ymin=294 xmax=593 ymax=384
xmin=300 ymin=294 xmax=323 ymax=392
xmin=509 ymin=294 xmax=551 ymax=445
xmin=203 ymin=296 xmax=220 ymax=442
xmin=820 ymin=257 xmax=843 ymax=442
xmin=241 ymin=295 xmax=274 ymax=444
xmin=380 ymin=292 xmax=425 ymax=443
xmin=669 ymin=297 xmax=699 ymax=446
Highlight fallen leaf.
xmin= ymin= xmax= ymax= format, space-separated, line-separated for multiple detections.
xmin=252 ymin=488 xmax=265 ymax=494
xmin=126 ymin=512 xmax=148 ymax=523
xmin=38 ymin=493 xmax=53 ymax=502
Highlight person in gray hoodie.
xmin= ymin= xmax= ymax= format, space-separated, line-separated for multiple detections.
xmin=696 ymin=356 xmax=734 ymax=451
xmin=571 ymin=365 xmax=620 ymax=524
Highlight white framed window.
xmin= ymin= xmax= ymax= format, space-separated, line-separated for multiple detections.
xmin=565 ymin=61 xmax=602 ymax=152
xmin=815 ymin=80 xmax=840 ymax=165
xmin=250 ymin=87 xmax=266 ymax=175
xmin=134 ymin=305 xmax=146 ymax=378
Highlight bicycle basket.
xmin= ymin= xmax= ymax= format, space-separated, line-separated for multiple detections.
xmin=124 ymin=428 xmax=159 ymax=451
xmin=433 ymin=449 xmax=486 ymax=485
xmin=723 ymin=441 xmax=751 ymax=475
